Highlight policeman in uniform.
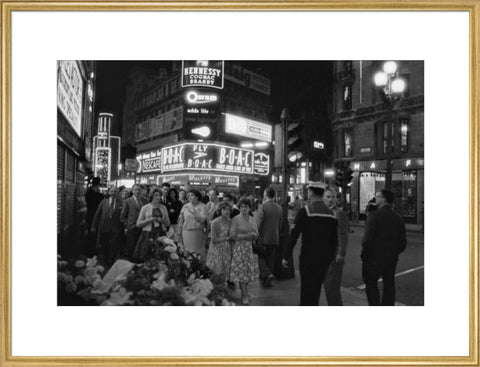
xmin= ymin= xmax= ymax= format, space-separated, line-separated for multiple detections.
xmin=282 ymin=182 xmax=338 ymax=305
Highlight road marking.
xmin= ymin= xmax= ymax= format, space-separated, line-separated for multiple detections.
xmin=356 ymin=265 xmax=424 ymax=290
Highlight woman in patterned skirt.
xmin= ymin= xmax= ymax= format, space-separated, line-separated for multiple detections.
xmin=229 ymin=198 xmax=259 ymax=305
xmin=206 ymin=201 xmax=233 ymax=283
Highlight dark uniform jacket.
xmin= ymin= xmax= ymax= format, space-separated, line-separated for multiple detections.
xmin=361 ymin=204 xmax=407 ymax=263
xmin=285 ymin=200 xmax=338 ymax=264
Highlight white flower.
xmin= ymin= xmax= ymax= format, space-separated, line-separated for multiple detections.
xmin=65 ymin=282 xmax=77 ymax=293
xmin=95 ymin=265 xmax=105 ymax=273
xmin=170 ymin=253 xmax=179 ymax=260
xmin=164 ymin=246 xmax=176 ymax=253
xmin=75 ymin=260 xmax=85 ymax=268
xmin=74 ymin=275 xmax=85 ymax=284
xmin=86 ymin=256 xmax=97 ymax=267
xmin=151 ymin=278 xmax=168 ymax=291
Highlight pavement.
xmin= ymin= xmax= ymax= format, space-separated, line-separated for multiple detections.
xmin=350 ymin=220 xmax=424 ymax=233
xmin=226 ymin=271 xmax=404 ymax=306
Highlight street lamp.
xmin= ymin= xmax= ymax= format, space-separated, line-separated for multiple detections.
xmin=373 ymin=61 xmax=406 ymax=190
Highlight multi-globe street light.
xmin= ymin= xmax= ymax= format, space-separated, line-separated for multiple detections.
xmin=374 ymin=61 xmax=406 ymax=190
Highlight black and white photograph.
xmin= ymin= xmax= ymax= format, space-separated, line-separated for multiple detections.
xmin=57 ymin=60 xmax=424 ymax=306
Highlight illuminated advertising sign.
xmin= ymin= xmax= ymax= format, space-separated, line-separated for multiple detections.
xmin=57 ymin=60 xmax=84 ymax=137
xmin=94 ymin=147 xmax=111 ymax=184
xmin=225 ymin=113 xmax=272 ymax=142
xmin=161 ymin=143 xmax=254 ymax=174
xmin=159 ymin=174 xmax=239 ymax=187
xmin=136 ymin=150 xmax=163 ymax=173
xmin=254 ymin=153 xmax=270 ymax=176
xmin=184 ymin=90 xmax=219 ymax=105
xmin=182 ymin=61 xmax=224 ymax=89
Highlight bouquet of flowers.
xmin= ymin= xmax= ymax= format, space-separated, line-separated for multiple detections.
xmin=100 ymin=237 xmax=235 ymax=306
xmin=57 ymin=255 xmax=106 ymax=305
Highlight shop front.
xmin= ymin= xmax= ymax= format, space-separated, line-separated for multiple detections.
xmin=352 ymin=157 xmax=424 ymax=224
xmin=135 ymin=141 xmax=270 ymax=195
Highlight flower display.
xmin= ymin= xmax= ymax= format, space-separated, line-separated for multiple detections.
xmin=58 ymin=237 xmax=236 ymax=306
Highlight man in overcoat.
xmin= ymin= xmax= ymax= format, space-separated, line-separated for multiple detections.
xmin=361 ymin=189 xmax=407 ymax=305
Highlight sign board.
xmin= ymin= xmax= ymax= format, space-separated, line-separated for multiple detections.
xmin=158 ymin=173 xmax=239 ymax=187
xmin=161 ymin=142 xmax=254 ymax=174
xmin=254 ymin=152 xmax=270 ymax=176
xmin=57 ymin=61 xmax=84 ymax=137
xmin=136 ymin=149 xmax=163 ymax=174
xmin=313 ymin=141 xmax=325 ymax=149
xmin=225 ymin=113 xmax=272 ymax=142
xmin=94 ymin=147 xmax=111 ymax=184
xmin=184 ymin=90 xmax=219 ymax=105
xmin=182 ymin=61 xmax=224 ymax=89
xmin=136 ymin=106 xmax=183 ymax=142
xmin=224 ymin=63 xmax=271 ymax=95
xmin=360 ymin=147 xmax=372 ymax=153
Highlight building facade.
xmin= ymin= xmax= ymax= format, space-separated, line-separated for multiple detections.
xmin=57 ymin=60 xmax=96 ymax=249
xmin=121 ymin=61 xmax=273 ymax=195
xmin=331 ymin=60 xmax=424 ymax=223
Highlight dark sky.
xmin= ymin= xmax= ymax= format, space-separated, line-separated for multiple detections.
xmin=95 ymin=60 xmax=333 ymax=129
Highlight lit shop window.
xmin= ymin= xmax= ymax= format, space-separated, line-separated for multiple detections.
xmin=400 ymin=120 xmax=409 ymax=152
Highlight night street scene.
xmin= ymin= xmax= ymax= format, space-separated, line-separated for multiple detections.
xmin=57 ymin=60 xmax=424 ymax=306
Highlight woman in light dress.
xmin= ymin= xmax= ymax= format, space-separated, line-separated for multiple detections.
xmin=206 ymin=201 xmax=233 ymax=283
xmin=229 ymin=198 xmax=259 ymax=305
xmin=134 ymin=189 xmax=170 ymax=262
xmin=178 ymin=190 xmax=208 ymax=259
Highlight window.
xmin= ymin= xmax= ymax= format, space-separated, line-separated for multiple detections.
xmin=344 ymin=61 xmax=352 ymax=72
xmin=344 ymin=129 xmax=353 ymax=157
xmin=383 ymin=121 xmax=395 ymax=153
xmin=400 ymin=119 xmax=409 ymax=152
xmin=343 ymin=85 xmax=352 ymax=110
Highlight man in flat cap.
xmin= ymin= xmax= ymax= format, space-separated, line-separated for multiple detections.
xmin=283 ymin=181 xmax=338 ymax=305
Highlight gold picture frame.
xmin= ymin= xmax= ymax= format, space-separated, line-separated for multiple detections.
xmin=1 ymin=1 xmax=479 ymax=366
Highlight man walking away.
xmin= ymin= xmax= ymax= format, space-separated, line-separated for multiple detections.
xmin=361 ymin=189 xmax=407 ymax=306
xmin=322 ymin=189 xmax=349 ymax=306
xmin=256 ymin=186 xmax=283 ymax=287
xmin=282 ymin=182 xmax=338 ymax=305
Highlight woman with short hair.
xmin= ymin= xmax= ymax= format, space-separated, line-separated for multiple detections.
xmin=178 ymin=189 xmax=208 ymax=259
xmin=206 ymin=201 xmax=233 ymax=283
xmin=229 ymin=197 xmax=260 ymax=305
xmin=133 ymin=188 xmax=170 ymax=262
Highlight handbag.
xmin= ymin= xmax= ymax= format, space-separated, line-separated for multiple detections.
xmin=252 ymin=239 xmax=267 ymax=257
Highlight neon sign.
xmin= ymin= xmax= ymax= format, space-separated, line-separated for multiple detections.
xmin=161 ymin=142 xmax=254 ymax=174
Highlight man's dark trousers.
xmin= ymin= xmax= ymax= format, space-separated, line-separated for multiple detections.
xmin=362 ymin=258 xmax=398 ymax=306
xmin=299 ymin=260 xmax=331 ymax=305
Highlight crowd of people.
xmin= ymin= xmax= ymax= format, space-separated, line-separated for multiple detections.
xmin=71 ymin=177 xmax=407 ymax=306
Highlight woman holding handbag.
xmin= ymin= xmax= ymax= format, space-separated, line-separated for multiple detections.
xmin=206 ymin=201 xmax=233 ymax=284
xmin=229 ymin=198 xmax=260 ymax=305
xmin=133 ymin=189 xmax=170 ymax=261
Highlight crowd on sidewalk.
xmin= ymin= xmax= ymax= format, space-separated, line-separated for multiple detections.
xmin=66 ymin=177 xmax=407 ymax=306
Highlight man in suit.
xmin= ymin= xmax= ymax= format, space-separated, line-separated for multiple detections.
xmin=91 ymin=187 xmax=124 ymax=266
xmin=121 ymin=184 xmax=146 ymax=260
xmin=282 ymin=182 xmax=338 ymax=305
xmin=361 ymin=189 xmax=407 ymax=306
xmin=256 ymin=186 xmax=284 ymax=287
